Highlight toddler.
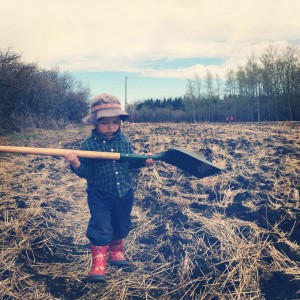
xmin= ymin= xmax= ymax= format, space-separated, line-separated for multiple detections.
xmin=65 ymin=93 xmax=153 ymax=283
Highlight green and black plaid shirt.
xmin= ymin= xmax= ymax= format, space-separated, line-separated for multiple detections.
xmin=71 ymin=129 xmax=141 ymax=198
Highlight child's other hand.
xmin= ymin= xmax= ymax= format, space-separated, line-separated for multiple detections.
xmin=145 ymin=153 xmax=155 ymax=166
xmin=65 ymin=151 xmax=80 ymax=169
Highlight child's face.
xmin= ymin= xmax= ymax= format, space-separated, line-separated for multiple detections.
xmin=97 ymin=116 xmax=120 ymax=138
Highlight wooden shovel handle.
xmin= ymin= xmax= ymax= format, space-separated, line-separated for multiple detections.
xmin=0 ymin=146 xmax=121 ymax=160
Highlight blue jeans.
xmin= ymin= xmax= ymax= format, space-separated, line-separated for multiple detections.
xmin=86 ymin=186 xmax=134 ymax=246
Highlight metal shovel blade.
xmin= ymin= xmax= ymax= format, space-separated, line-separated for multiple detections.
xmin=152 ymin=147 xmax=223 ymax=178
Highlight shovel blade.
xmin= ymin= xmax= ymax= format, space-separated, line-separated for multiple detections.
xmin=160 ymin=147 xmax=223 ymax=178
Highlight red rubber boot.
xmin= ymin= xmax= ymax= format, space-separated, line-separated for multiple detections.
xmin=87 ymin=245 xmax=108 ymax=282
xmin=108 ymin=239 xmax=127 ymax=266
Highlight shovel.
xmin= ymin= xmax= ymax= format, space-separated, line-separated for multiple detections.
xmin=0 ymin=145 xmax=223 ymax=178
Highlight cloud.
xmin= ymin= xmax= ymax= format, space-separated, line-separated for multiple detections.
xmin=1 ymin=0 xmax=300 ymax=80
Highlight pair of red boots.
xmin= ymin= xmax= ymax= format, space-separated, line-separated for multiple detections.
xmin=87 ymin=239 xmax=127 ymax=283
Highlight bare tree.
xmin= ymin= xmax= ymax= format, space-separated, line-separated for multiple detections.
xmin=279 ymin=45 xmax=300 ymax=120
xmin=245 ymin=53 xmax=262 ymax=121
xmin=260 ymin=45 xmax=282 ymax=120
xmin=185 ymin=79 xmax=196 ymax=122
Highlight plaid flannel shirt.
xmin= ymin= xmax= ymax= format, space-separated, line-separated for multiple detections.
xmin=71 ymin=129 xmax=141 ymax=198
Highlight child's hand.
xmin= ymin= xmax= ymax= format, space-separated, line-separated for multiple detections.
xmin=65 ymin=151 xmax=80 ymax=169
xmin=145 ymin=153 xmax=155 ymax=166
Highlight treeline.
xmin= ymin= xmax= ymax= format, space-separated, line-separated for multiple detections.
xmin=0 ymin=48 xmax=90 ymax=130
xmin=1 ymin=44 xmax=299 ymax=130
xmin=128 ymin=97 xmax=186 ymax=122
xmin=128 ymin=44 xmax=300 ymax=122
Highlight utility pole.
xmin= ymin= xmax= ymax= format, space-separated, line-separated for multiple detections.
xmin=125 ymin=76 xmax=128 ymax=111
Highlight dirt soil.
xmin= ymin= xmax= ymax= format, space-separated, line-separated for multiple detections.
xmin=0 ymin=122 xmax=299 ymax=300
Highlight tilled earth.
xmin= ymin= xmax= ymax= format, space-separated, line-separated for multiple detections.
xmin=0 ymin=122 xmax=299 ymax=300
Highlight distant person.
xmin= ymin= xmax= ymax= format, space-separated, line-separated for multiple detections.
xmin=65 ymin=93 xmax=154 ymax=283
xmin=226 ymin=116 xmax=229 ymax=123
xmin=230 ymin=115 xmax=234 ymax=123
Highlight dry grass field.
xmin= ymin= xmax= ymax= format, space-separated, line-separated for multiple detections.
xmin=0 ymin=122 xmax=299 ymax=300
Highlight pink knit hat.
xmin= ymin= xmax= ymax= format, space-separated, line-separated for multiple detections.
xmin=82 ymin=93 xmax=129 ymax=125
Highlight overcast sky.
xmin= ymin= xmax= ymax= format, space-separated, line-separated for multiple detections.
xmin=1 ymin=0 xmax=300 ymax=106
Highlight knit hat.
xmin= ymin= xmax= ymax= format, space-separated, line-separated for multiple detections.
xmin=82 ymin=93 xmax=129 ymax=125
